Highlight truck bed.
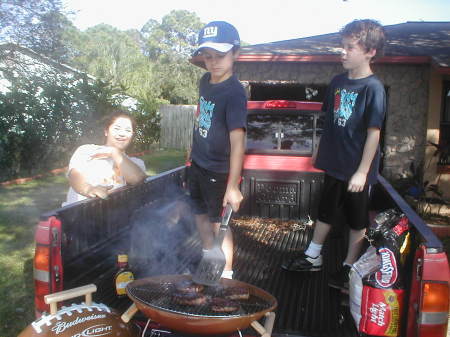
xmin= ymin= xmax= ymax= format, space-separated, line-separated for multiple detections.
xmin=39 ymin=166 xmax=445 ymax=337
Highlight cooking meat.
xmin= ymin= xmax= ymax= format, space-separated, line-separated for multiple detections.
xmin=210 ymin=297 xmax=240 ymax=313
xmin=173 ymin=279 xmax=204 ymax=293
xmin=171 ymin=291 xmax=208 ymax=306
xmin=223 ymin=286 xmax=250 ymax=300
xmin=204 ymin=284 xmax=225 ymax=296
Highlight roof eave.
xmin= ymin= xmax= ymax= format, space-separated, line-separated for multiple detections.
xmin=235 ymin=54 xmax=432 ymax=64
xmin=190 ymin=54 xmax=450 ymax=74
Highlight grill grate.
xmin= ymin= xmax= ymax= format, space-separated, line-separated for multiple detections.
xmin=127 ymin=279 xmax=274 ymax=318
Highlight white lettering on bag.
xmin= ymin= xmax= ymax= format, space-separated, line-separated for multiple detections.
xmin=375 ymin=248 xmax=398 ymax=288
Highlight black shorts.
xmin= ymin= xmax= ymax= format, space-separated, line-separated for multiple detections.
xmin=317 ymin=174 xmax=369 ymax=230
xmin=188 ymin=161 xmax=228 ymax=223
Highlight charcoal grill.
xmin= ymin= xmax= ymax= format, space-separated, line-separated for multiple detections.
xmin=124 ymin=274 xmax=277 ymax=336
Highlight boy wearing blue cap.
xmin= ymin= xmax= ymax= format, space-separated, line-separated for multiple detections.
xmin=188 ymin=21 xmax=247 ymax=280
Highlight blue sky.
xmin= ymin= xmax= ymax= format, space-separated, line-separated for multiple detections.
xmin=63 ymin=0 xmax=450 ymax=44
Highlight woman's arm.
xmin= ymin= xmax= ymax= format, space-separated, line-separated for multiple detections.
xmin=110 ymin=148 xmax=147 ymax=185
xmin=223 ymin=128 xmax=245 ymax=211
xmin=68 ymin=168 xmax=112 ymax=199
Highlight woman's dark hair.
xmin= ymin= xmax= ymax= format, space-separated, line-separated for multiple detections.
xmin=103 ymin=109 xmax=136 ymax=133
xmin=340 ymin=19 xmax=386 ymax=59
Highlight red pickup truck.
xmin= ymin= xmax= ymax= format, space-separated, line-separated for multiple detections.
xmin=32 ymin=100 xmax=449 ymax=337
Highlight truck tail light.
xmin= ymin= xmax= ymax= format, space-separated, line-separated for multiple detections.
xmin=33 ymin=216 xmax=63 ymax=316
xmin=34 ymin=244 xmax=51 ymax=315
xmin=418 ymin=281 xmax=449 ymax=337
xmin=35 ymin=246 xmax=50 ymax=272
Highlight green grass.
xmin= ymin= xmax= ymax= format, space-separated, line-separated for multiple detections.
xmin=0 ymin=149 xmax=184 ymax=337
xmin=141 ymin=148 xmax=186 ymax=176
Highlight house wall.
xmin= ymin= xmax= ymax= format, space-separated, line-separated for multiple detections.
xmin=235 ymin=62 xmax=430 ymax=184
xmin=425 ymin=71 xmax=450 ymax=199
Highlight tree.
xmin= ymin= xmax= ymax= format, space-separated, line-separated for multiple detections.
xmin=70 ymin=25 xmax=149 ymax=92
xmin=142 ymin=10 xmax=201 ymax=59
xmin=0 ymin=0 xmax=73 ymax=61
xmin=141 ymin=10 xmax=204 ymax=104
xmin=0 ymin=46 xmax=124 ymax=181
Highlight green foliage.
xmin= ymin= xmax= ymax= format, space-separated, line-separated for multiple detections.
xmin=0 ymin=0 xmax=74 ymax=62
xmin=141 ymin=10 xmax=204 ymax=104
xmin=0 ymin=8 xmax=206 ymax=181
xmin=130 ymin=97 xmax=165 ymax=152
xmin=0 ymin=48 xmax=125 ymax=181
xmin=70 ymin=24 xmax=154 ymax=96
xmin=142 ymin=10 xmax=201 ymax=59
xmin=68 ymin=10 xmax=205 ymax=106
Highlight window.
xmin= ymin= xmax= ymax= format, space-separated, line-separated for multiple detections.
xmin=246 ymin=111 xmax=324 ymax=155
xmin=249 ymin=82 xmax=327 ymax=102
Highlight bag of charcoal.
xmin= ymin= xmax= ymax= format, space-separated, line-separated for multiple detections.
xmin=349 ymin=209 xmax=411 ymax=337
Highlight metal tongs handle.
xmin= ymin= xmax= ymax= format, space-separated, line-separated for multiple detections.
xmin=216 ymin=204 xmax=233 ymax=245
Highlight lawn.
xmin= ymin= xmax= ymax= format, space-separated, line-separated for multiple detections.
xmin=0 ymin=149 xmax=185 ymax=337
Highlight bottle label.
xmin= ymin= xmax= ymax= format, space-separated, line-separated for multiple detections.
xmin=115 ymin=271 xmax=134 ymax=296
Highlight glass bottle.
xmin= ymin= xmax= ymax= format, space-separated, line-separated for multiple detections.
xmin=114 ymin=254 xmax=134 ymax=297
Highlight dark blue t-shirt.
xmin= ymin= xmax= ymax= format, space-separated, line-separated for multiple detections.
xmin=191 ymin=73 xmax=247 ymax=173
xmin=314 ymin=73 xmax=386 ymax=185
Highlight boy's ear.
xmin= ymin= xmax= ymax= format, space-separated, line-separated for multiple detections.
xmin=367 ymin=48 xmax=377 ymax=58
xmin=233 ymin=49 xmax=241 ymax=60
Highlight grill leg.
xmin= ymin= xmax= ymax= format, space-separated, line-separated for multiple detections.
xmin=121 ymin=303 xmax=138 ymax=323
xmin=250 ymin=312 xmax=276 ymax=337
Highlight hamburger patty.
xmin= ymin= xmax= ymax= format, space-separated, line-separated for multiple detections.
xmin=210 ymin=297 xmax=240 ymax=313
xmin=173 ymin=279 xmax=204 ymax=293
xmin=171 ymin=291 xmax=208 ymax=306
xmin=223 ymin=286 xmax=250 ymax=300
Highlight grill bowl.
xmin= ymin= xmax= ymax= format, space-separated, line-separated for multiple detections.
xmin=126 ymin=274 xmax=277 ymax=335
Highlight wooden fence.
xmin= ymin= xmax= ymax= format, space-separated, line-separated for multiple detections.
xmin=159 ymin=104 xmax=196 ymax=150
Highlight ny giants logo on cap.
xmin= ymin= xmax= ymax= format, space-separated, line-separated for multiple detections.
xmin=203 ymin=26 xmax=218 ymax=38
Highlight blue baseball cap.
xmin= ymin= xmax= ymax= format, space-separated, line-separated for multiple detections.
xmin=194 ymin=21 xmax=240 ymax=55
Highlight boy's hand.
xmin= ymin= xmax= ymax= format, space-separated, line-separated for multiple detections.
xmin=348 ymin=171 xmax=367 ymax=192
xmin=223 ymin=186 xmax=243 ymax=212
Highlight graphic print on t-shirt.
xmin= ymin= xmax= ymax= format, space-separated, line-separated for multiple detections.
xmin=333 ymin=88 xmax=358 ymax=127
xmin=197 ymin=96 xmax=215 ymax=138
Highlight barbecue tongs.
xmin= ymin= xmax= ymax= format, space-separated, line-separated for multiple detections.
xmin=192 ymin=204 xmax=233 ymax=286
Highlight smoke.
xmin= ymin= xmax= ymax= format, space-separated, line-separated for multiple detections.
xmin=128 ymin=195 xmax=201 ymax=277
